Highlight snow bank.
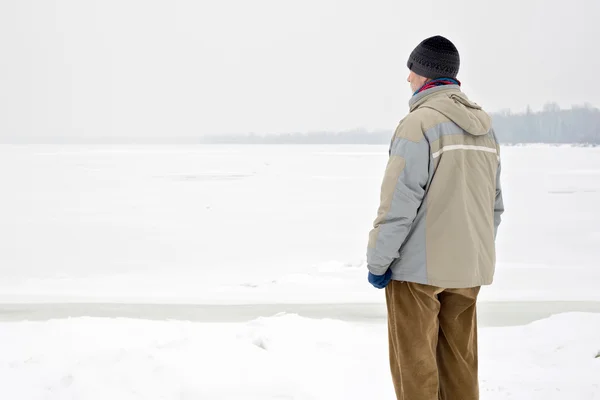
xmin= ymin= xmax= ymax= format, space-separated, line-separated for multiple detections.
xmin=1 ymin=313 xmax=599 ymax=399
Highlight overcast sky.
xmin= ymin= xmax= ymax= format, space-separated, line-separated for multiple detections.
xmin=1 ymin=0 xmax=599 ymax=140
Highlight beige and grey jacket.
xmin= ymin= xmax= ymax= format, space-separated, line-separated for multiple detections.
xmin=367 ymin=85 xmax=504 ymax=288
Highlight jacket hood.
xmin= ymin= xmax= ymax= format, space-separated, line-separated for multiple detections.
xmin=409 ymin=86 xmax=491 ymax=136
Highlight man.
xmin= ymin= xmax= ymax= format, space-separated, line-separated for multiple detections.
xmin=366 ymin=35 xmax=504 ymax=400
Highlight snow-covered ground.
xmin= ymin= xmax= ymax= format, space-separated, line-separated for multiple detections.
xmin=1 ymin=312 xmax=599 ymax=399
xmin=1 ymin=144 xmax=600 ymax=399
xmin=1 ymin=144 xmax=600 ymax=304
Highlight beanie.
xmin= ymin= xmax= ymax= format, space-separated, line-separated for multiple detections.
xmin=407 ymin=36 xmax=460 ymax=80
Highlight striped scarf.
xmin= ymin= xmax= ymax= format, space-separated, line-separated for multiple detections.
xmin=413 ymin=78 xmax=461 ymax=96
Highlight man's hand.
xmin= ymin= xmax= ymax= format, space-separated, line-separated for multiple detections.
xmin=368 ymin=269 xmax=393 ymax=289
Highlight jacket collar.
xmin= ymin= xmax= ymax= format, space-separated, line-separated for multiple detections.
xmin=409 ymin=85 xmax=462 ymax=112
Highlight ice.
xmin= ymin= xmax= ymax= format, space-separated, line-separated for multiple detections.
xmin=1 ymin=144 xmax=600 ymax=304
xmin=1 ymin=313 xmax=599 ymax=399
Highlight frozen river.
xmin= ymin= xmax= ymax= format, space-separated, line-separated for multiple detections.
xmin=1 ymin=144 xmax=600 ymax=306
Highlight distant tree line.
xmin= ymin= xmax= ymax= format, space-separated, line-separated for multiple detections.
xmin=198 ymin=129 xmax=391 ymax=145
xmin=491 ymin=103 xmax=600 ymax=144
xmin=199 ymin=103 xmax=600 ymax=145
xmin=3 ymin=104 xmax=598 ymax=145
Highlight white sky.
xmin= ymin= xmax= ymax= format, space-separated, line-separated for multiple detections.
xmin=1 ymin=0 xmax=599 ymax=139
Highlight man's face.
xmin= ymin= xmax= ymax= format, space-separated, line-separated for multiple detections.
xmin=407 ymin=70 xmax=428 ymax=93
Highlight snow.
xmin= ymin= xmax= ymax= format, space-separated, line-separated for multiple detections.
xmin=1 ymin=313 xmax=599 ymax=399
xmin=1 ymin=144 xmax=600 ymax=304
xmin=1 ymin=144 xmax=600 ymax=398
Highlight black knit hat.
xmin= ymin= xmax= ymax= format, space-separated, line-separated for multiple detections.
xmin=407 ymin=36 xmax=460 ymax=80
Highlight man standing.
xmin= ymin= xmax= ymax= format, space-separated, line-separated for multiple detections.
xmin=367 ymin=36 xmax=504 ymax=400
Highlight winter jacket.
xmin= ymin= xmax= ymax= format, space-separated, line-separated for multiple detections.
xmin=367 ymin=85 xmax=504 ymax=288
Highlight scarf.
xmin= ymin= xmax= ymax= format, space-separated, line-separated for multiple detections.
xmin=413 ymin=78 xmax=461 ymax=96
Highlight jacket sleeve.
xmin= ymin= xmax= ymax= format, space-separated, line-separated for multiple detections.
xmin=494 ymin=159 xmax=504 ymax=239
xmin=367 ymin=121 xmax=430 ymax=276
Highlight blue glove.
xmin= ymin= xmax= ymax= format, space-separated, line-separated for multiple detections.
xmin=368 ymin=269 xmax=393 ymax=289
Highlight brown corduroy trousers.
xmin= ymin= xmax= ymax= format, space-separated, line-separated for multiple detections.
xmin=385 ymin=280 xmax=481 ymax=400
